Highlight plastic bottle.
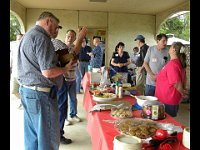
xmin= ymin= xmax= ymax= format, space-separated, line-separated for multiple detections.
xmin=88 ymin=65 xmax=92 ymax=73
xmin=118 ymin=86 xmax=123 ymax=98
xmin=115 ymin=81 xmax=119 ymax=97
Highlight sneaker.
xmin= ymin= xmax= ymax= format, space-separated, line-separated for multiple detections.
xmin=60 ymin=136 xmax=72 ymax=144
xmin=65 ymin=119 xmax=71 ymax=126
xmin=71 ymin=116 xmax=81 ymax=122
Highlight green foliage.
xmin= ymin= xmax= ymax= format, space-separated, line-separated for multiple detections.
xmin=160 ymin=12 xmax=190 ymax=41
xmin=10 ymin=13 xmax=21 ymax=41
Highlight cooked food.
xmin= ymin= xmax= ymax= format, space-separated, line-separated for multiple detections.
xmin=115 ymin=118 xmax=159 ymax=139
xmin=91 ymin=89 xmax=101 ymax=95
xmin=111 ymin=107 xmax=133 ymax=119
xmin=123 ymin=86 xmax=137 ymax=91
xmin=94 ymin=93 xmax=114 ymax=98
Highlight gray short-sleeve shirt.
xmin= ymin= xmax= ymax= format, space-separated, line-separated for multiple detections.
xmin=17 ymin=25 xmax=59 ymax=87
xmin=144 ymin=45 xmax=169 ymax=86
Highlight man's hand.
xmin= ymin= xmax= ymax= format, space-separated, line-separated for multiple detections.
xmin=150 ymin=74 xmax=157 ymax=81
xmin=88 ymin=52 xmax=94 ymax=58
xmin=78 ymin=26 xmax=88 ymax=40
xmin=73 ymin=26 xmax=88 ymax=55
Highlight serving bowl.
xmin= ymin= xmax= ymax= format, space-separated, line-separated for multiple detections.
xmin=92 ymin=93 xmax=117 ymax=102
xmin=135 ymin=95 xmax=158 ymax=107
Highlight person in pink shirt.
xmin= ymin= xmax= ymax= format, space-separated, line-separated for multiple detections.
xmin=155 ymin=42 xmax=188 ymax=117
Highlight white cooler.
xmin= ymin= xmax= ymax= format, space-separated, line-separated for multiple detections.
xmin=90 ymin=72 xmax=101 ymax=84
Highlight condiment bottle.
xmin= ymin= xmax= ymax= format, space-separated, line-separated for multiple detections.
xmin=88 ymin=65 xmax=92 ymax=73
xmin=118 ymin=86 xmax=123 ymax=98
xmin=115 ymin=81 xmax=119 ymax=97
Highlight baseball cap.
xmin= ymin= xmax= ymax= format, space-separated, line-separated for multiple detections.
xmin=134 ymin=35 xmax=145 ymax=41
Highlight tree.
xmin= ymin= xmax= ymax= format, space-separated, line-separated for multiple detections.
xmin=10 ymin=13 xmax=21 ymax=41
xmin=160 ymin=12 xmax=190 ymax=41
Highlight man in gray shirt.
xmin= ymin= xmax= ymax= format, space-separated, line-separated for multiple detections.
xmin=17 ymin=11 xmax=78 ymax=150
xmin=143 ymin=33 xmax=169 ymax=96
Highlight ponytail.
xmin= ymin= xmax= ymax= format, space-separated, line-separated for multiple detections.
xmin=179 ymin=53 xmax=187 ymax=69
xmin=171 ymin=42 xmax=187 ymax=69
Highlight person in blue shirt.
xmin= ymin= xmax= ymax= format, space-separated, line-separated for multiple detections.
xmin=17 ymin=11 xmax=75 ymax=150
xmin=88 ymin=36 xmax=103 ymax=68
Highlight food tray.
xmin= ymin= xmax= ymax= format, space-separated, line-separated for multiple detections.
xmin=110 ymin=107 xmax=133 ymax=119
xmin=114 ymin=118 xmax=159 ymax=139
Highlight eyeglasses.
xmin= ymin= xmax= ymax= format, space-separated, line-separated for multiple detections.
xmin=57 ymin=26 xmax=62 ymax=29
xmin=49 ymin=18 xmax=62 ymax=31
xmin=56 ymin=25 xmax=62 ymax=31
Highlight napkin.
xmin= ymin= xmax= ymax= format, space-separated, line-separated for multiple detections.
xmin=131 ymin=103 xmax=142 ymax=110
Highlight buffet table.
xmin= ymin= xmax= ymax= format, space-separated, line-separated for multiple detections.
xmin=82 ymin=72 xmax=189 ymax=150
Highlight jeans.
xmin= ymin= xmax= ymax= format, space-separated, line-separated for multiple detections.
xmin=79 ymin=61 xmax=89 ymax=78
xmin=144 ymin=84 xmax=155 ymax=96
xmin=109 ymin=66 xmax=117 ymax=82
xmin=56 ymin=79 xmax=68 ymax=136
xmin=76 ymin=66 xmax=82 ymax=93
xmin=127 ymin=73 xmax=133 ymax=85
xmin=164 ymin=104 xmax=179 ymax=117
xmin=66 ymin=80 xmax=77 ymax=118
xmin=19 ymin=85 xmax=60 ymax=150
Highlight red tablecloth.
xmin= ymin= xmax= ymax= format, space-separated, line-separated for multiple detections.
xmin=82 ymin=72 xmax=189 ymax=150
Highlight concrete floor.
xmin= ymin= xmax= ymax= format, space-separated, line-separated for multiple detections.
xmin=10 ymin=93 xmax=92 ymax=150
xmin=175 ymin=102 xmax=190 ymax=127
xmin=10 ymin=92 xmax=189 ymax=150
